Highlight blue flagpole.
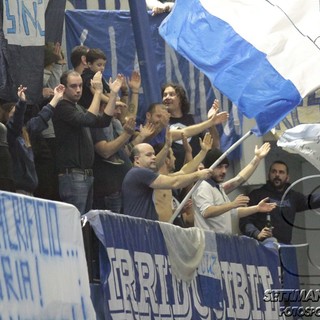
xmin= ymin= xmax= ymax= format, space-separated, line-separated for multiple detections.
xmin=169 ymin=130 xmax=253 ymax=224
xmin=128 ymin=0 xmax=162 ymax=110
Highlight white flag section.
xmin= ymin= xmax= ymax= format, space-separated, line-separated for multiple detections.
xmin=277 ymin=124 xmax=320 ymax=171
xmin=3 ymin=0 xmax=47 ymax=46
xmin=199 ymin=0 xmax=320 ymax=98
xmin=0 ymin=191 xmax=95 ymax=319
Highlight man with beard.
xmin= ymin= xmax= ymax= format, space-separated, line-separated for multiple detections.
xmin=192 ymin=144 xmax=275 ymax=234
xmin=239 ymin=160 xmax=320 ymax=244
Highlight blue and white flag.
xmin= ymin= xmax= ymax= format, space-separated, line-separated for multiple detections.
xmin=159 ymin=0 xmax=320 ymax=135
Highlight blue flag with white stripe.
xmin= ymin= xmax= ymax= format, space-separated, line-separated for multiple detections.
xmin=159 ymin=0 xmax=320 ymax=135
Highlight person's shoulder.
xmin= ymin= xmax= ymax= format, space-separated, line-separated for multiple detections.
xmin=81 ymin=68 xmax=95 ymax=81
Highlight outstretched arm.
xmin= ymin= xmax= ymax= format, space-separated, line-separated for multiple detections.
xmin=150 ymin=168 xmax=213 ymax=189
xmin=237 ymin=197 xmax=277 ymax=218
xmin=170 ymin=100 xmax=228 ymax=141
xmin=176 ymin=132 xmax=213 ymax=175
xmin=223 ymin=143 xmax=271 ymax=194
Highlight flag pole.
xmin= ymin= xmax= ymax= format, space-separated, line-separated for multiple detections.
xmin=169 ymin=130 xmax=253 ymax=224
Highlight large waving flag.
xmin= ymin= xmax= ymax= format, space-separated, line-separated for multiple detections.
xmin=277 ymin=124 xmax=320 ymax=171
xmin=159 ymin=0 xmax=320 ymax=135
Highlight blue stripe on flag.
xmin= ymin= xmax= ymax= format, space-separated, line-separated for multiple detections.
xmin=159 ymin=0 xmax=302 ymax=135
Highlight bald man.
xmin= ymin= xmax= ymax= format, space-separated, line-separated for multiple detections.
xmin=121 ymin=143 xmax=212 ymax=220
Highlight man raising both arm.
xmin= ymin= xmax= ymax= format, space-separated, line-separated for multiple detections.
xmin=192 ymin=143 xmax=276 ymax=234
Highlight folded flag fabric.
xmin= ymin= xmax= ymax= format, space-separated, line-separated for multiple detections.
xmin=159 ymin=0 xmax=320 ymax=135
xmin=277 ymin=124 xmax=320 ymax=171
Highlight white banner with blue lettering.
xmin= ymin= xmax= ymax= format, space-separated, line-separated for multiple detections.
xmin=87 ymin=211 xmax=282 ymax=319
xmin=64 ymin=10 xmax=242 ymax=159
xmin=0 ymin=191 xmax=95 ymax=319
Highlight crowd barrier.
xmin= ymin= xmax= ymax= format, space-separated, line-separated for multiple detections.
xmin=0 ymin=191 xmax=95 ymax=319
xmin=86 ymin=210 xmax=282 ymax=320
xmin=0 ymin=191 xmax=291 ymax=319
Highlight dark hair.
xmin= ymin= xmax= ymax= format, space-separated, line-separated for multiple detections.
xmin=44 ymin=43 xmax=60 ymax=67
xmin=60 ymin=70 xmax=81 ymax=87
xmin=269 ymin=161 xmax=289 ymax=174
xmin=70 ymin=45 xmax=89 ymax=68
xmin=161 ymin=83 xmax=190 ymax=115
xmin=147 ymin=103 xmax=163 ymax=114
xmin=203 ymin=148 xmax=229 ymax=169
xmin=0 ymin=102 xmax=15 ymax=123
xmin=86 ymin=48 xmax=107 ymax=64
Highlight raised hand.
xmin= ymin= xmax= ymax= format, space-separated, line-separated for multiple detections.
xmin=123 ymin=117 xmax=136 ymax=135
xmin=199 ymin=132 xmax=213 ymax=152
xmin=207 ymin=99 xmax=219 ymax=119
xmin=255 ymin=142 xmax=271 ymax=159
xmin=109 ymin=74 xmax=125 ymax=94
xmin=17 ymin=85 xmax=27 ymax=102
xmin=50 ymin=84 xmax=65 ymax=107
xmin=91 ymin=71 xmax=103 ymax=93
xmin=213 ymin=111 xmax=229 ymax=125
xmin=53 ymin=42 xmax=66 ymax=65
xmin=128 ymin=70 xmax=141 ymax=92
xmin=139 ymin=123 xmax=156 ymax=139
xmin=182 ymin=132 xmax=192 ymax=154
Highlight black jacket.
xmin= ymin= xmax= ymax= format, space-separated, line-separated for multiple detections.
xmin=239 ymin=181 xmax=320 ymax=244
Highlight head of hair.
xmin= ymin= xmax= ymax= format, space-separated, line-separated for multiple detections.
xmin=147 ymin=102 xmax=163 ymax=114
xmin=70 ymin=45 xmax=89 ymax=68
xmin=161 ymin=83 xmax=190 ymax=115
xmin=86 ymin=48 xmax=107 ymax=64
xmin=44 ymin=43 xmax=60 ymax=68
xmin=0 ymin=102 xmax=15 ymax=123
xmin=269 ymin=160 xmax=289 ymax=174
xmin=60 ymin=70 xmax=81 ymax=87
xmin=203 ymin=148 xmax=229 ymax=169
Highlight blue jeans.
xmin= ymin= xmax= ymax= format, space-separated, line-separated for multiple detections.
xmin=59 ymin=172 xmax=94 ymax=215
xmin=93 ymin=192 xmax=122 ymax=213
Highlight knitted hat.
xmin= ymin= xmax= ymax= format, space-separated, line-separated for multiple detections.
xmin=203 ymin=148 xmax=229 ymax=169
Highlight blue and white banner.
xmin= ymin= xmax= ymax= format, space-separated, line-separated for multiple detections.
xmin=87 ymin=211 xmax=281 ymax=319
xmin=159 ymin=0 xmax=320 ymax=135
xmin=0 ymin=0 xmax=66 ymax=104
xmin=3 ymin=0 xmax=47 ymax=46
xmin=0 ymin=191 xmax=95 ymax=319
xmin=64 ymin=10 xmax=243 ymax=159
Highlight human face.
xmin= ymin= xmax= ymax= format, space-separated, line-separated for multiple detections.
xmin=88 ymin=59 xmax=106 ymax=73
xmin=63 ymin=74 xmax=83 ymax=103
xmin=113 ymin=102 xmax=123 ymax=118
xmin=135 ymin=144 xmax=157 ymax=170
xmin=268 ymin=163 xmax=289 ymax=191
xmin=211 ymin=164 xmax=228 ymax=183
xmin=162 ymin=86 xmax=180 ymax=115
xmin=146 ymin=105 xmax=167 ymax=127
